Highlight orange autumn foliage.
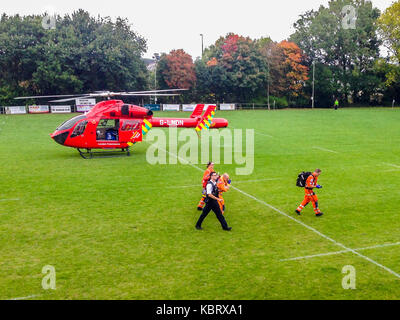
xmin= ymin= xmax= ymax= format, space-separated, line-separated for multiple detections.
xmin=207 ymin=57 xmax=218 ymax=67
xmin=161 ymin=49 xmax=196 ymax=89
xmin=277 ymin=40 xmax=309 ymax=97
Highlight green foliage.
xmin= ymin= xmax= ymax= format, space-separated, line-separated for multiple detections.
xmin=272 ymin=96 xmax=289 ymax=108
xmin=192 ymin=59 xmax=215 ymax=102
xmin=290 ymin=0 xmax=382 ymax=106
xmin=373 ymin=58 xmax=400 ymax=103
xmin=249 ymin=95 xmax=288 ymax=108
xmin=199 ymin=33 xmax=269 ymax=102
xmin=0 ymin=10 xmax=148 ymax=105
xmin=307 ymin=63 xmax=341 ymax=107
xmin=378 ymin=0 xmax=400 ymax=64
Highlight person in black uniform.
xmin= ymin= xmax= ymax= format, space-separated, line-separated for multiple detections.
xmin=196 ymin=172 xmax=232 ymax=231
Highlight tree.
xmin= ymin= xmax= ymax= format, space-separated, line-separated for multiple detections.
xmin=256 ymin=37 xmax=284 ymax=100
xmin=378 ymin=0 xmax=400 ymax=92
xmin=157 ymin=49 xmax=196 ymax=89
xmin=277 ymin=41 xmax=309 ymax=100
xmin=290 ymin=0 xmax=382 ymax=106
xmin=0 ymin=14 xmax=55 ymax=102
xmin=56 ymin=10 xmax=148 ymax=92
xmin=0 ymin=10 xmax=148 ymax=105
xmin=192 ymin=59 xmax=215 ymax=102
xmin=378 ymin=0 xmax=400 ymax=63
xmin=256 ymin=39 xmax=308 ymax=105
xmin=200 ymin=33 xmax=268 ymax=102
xmin=372 ymin=58 xmax=400 ymax=104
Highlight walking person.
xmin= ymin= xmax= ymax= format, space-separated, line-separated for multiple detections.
xmin=197 ymin=162 xmax=214 ymax=211
xmin=196 ymin=172 xmax=232 ymax=231
xmin=295 ymin=169 xmax=324 ymax=217
xmin=216 ymin=173 xmax=231 ymax=215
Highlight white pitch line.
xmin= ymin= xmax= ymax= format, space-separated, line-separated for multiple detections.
xmin=229 ymin=126 xmax=273 ymax=138
xmin=312 ymin=146 xmax=339 ymax=154
xmin=9 ymin=294 xmax=40 ymax=300
xmin=357 ymin=242 xmax=400 ymax=251
xmin=232 ymin=187 xmax=400 ymax=279
xmin=0 ymin=198 xmax=20 ymax=202
xmin=281 ymin=242 xmax=400 ymax=262
xmin=255 ymin=131 xmax=274 ymax=138
xmin=280 ymin=249 xmax=350 ymax=262
xmin=145 ymin=142 xmax=400 ymax=280
xmin=382 ymin=163 xmax=400 ymax=169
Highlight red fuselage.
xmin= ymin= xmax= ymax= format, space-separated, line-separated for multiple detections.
xmin=50 ymin=100 xmax=228 ymax=150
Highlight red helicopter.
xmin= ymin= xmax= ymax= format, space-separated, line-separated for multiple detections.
xmin=15 ymin=91 xmax=229 ymax=158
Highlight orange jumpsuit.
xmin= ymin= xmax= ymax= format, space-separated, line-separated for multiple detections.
xmin=296 ymin=173 xmax=322 ymax=215
xmin=217 ymin=176 xmax=230 ymax=214
xmin=197 ymin=167 xmax=213 ymax=209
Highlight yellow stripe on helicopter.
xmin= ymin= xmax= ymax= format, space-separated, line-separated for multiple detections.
xmin=195 ymin=110 xmax=216 ymax=132
xmin=142 ymin=119 xmax=153 ymax=136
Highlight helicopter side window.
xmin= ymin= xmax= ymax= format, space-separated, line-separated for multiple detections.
xmin=57 ymin=115 xmax=86 ymax=131
xmin=70 ymin=121 xmax=88 ymax=138
xmin=121 ymin=120 xmax=140 ymax=131
xmin=96 ymin=119 xmax=119 ymax=141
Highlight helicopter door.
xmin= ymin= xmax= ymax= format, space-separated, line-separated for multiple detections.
xmin=96 ymin=119 xmax=119 ymax=141
xmin=119 ymin=119 xmax=142 ymax=144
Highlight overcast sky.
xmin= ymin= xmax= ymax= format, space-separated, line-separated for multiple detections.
xmin=2 ymin=0 xmax=395 ymax=59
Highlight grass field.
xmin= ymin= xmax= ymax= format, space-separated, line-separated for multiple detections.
xmin=0 ymin=108 xmax=399 ymax=300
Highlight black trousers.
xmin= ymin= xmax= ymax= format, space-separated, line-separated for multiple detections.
xmin=196 ymin=199 xmax=229 ymax=229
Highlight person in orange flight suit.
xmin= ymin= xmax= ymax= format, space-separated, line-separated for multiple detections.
xmin=296 ymin=169 xmax=324 ymax=217
xmin=217 ymin=173 xmax=231 ymax=215
xmin=197 ymin=162 xmax=215 ymax=211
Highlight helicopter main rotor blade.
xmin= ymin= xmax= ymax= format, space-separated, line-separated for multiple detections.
xmin=119 ymin=93 xmax=181 ymax=96
xmin=14 ymin=94 xmax=80 ymax=100
xmin=50 ymin=93 xmax=119 ymax=102
xmin=49 ymin=96 xmax=92 ymax=103
xmin=15 ymin=89 xmax=186 ymax=102
xmin=124 ymin=89 xmax=188 ymax=94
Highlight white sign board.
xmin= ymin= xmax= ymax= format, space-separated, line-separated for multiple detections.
xmin=51 ymin=105 xmax=71 ymax=113
xmin=163 ymin=104 xmax=180 ymax=111
xmin=182 ymin=104 xmax=196 ymax=112
xmin=28 ymin=105 xmax=49 ymax=113
xmin=219 ymin=104 xmax=236 ymax=111
xmin=76 ymin=98 xmax=96 ymax=112
xmin=5 ymin=106 xmax=26 ymax=114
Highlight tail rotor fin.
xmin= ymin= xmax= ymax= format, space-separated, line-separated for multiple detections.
xmin=190 ymin=104 xmax=205 ymax=118
xmin=195 ymin=105 xmax=217 ymax=133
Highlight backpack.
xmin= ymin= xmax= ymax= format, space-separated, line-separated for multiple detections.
xmin=296 ymin=172 xmax=312 ymax=187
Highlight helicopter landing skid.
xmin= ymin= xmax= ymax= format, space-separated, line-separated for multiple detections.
xmin=77 ymin=148 xmax=131 ymax=159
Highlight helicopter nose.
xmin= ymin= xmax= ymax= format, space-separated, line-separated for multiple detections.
xmin=51 ymin=131 xmax=69 ymax=145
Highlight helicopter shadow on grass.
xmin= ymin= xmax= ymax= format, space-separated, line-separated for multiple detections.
xmin=44 ymin=145 xmax=149 ymax=161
